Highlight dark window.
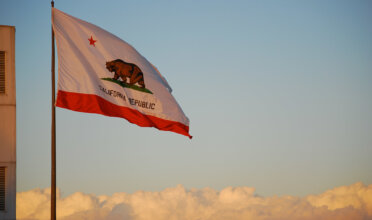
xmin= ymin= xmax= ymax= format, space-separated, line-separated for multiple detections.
xmin=0 ymin=51 xmax=5 ymax=93
xmin=0 ymin=167 xmax=5 ymax=211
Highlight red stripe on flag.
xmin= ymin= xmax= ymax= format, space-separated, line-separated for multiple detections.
xmin=56 ymin=90 xmax=192 ymax=139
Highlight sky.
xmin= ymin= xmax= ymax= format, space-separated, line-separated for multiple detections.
xmin=1 ymin=0 xmax=372 ymax=219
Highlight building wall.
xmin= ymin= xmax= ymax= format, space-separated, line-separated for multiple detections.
xmin=0 ymin=25 xmax=16 ymax=220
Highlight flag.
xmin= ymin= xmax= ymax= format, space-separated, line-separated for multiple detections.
xmin=52 ymin=8 xmax=191 ymax=138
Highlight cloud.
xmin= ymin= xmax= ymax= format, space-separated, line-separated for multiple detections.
xmin=17 ymin=182 xmax=372 ymax=220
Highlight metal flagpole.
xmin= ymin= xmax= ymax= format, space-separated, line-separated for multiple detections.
xmin=51 ymin=1 xmax=57 ymax=220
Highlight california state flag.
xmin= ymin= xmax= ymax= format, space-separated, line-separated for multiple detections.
xmin=52 ymin=8 xmax=191 ymax=138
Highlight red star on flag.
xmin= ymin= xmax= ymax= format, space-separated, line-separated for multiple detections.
xmin=88 ymin=36 xmax=97 ymax=46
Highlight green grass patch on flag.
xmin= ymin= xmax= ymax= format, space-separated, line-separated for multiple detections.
xmin=101 ymin=78 xmax=153 ymax=94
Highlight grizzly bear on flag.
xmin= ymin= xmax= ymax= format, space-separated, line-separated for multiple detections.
xmin=105 ymin=59 xmax=146 ymax=88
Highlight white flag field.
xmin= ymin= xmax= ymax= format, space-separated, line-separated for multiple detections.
xmin=52 ymin=8 xmax=191 ymax=138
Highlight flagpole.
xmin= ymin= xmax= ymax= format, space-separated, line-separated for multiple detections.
xmin=51 ymin=1 xmax=57 ymax=220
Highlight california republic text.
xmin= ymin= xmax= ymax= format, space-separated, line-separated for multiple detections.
xmin=98 ymin=85 xmax=155 ymax=110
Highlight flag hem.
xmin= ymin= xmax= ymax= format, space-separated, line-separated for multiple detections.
xmin=56 ymin=90 xmax=192 ymax=139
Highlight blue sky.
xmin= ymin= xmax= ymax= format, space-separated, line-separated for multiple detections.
xmin=1 ymin=0 xmax=371 ymax=199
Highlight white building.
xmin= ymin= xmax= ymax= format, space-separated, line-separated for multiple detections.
xmin=0 ymin=25 xmax=16 ymax=220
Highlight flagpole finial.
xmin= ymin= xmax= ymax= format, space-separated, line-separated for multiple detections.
xmin=51 ymin=0 xmax=54 ymax=7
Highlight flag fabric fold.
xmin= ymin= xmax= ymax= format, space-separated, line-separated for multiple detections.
xmin=52 ymin=8 xmax=191 ymax=138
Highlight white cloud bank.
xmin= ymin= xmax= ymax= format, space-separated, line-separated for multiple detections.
xmin=17 ymin=182 xmax=372 ymax=220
